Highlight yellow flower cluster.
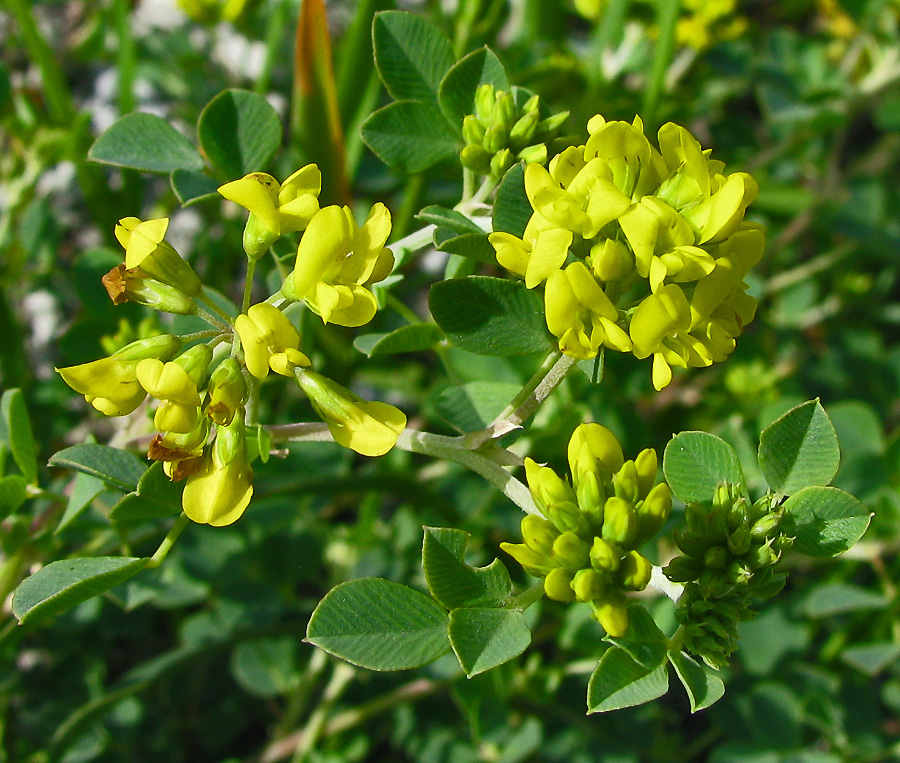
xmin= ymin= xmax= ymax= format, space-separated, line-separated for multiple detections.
xmin=58 ymin=166 xmax=406 ymax=527
xmin=489 ymin=115 xmax=764 ymax=390
xmin=501 ymin=424 xmax=672 ymax=636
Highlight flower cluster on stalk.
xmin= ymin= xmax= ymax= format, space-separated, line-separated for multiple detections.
xmin=664 ymin=482 xmax=792 ymax=667
xmin=58 ymin=165 xmax=405 ymax=527
xmin=501 ymin=424 xmax=672 ymax=637
xmin=489 ymin=115 xmax=764 ymax=390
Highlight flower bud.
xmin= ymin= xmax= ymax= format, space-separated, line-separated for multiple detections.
xmin=102 ymin=265 xmax=197 ymax=315
xmin=633 ymin=449 xmax=658 ymax=498
xmin=154 ymin=400 xmax=200 ymax=434
xmin=552 ymin=530 xmax=591 ymax=570
xmin=727 ymin=496 xmax=750 ymax=532
xmin=524 ymin=458 xmax=576 ymax=514
xmin=516 ymin=143 xmax=548 ymax=165
xmin=572 ymin=568 xmax=608 ymax=602
xmin=591 ymin=593 xmax=629 ymax=637
xmin=460 ymin=144 xmax=492 ymax=174
xmin=746 ymin=541 xmax=780 ymax=569
xmin=493 ymin=91 xmax=516 ymax=132
xmin=634 ymin=482 xmax=672 ymax=545
xmin=500 ymin=541 xmax=551 ymax=576
xmin=612 ymin=460 xmax=640 ymax=503
xmin=115 ymin=217 xmax=202 ymax=296
xmin=544 ymin=567 xmax=576 ymax=602
xmin=617 ymin=551 xmax=652 ymax=591
xmin=589 ymin=537 xmax=620 ymax=572
xmin=509 ymin=111 xmax=539 ymax=150
xmin=664 ymin=556 xmax=703 ymax=583
xmin=703 ymin=546 xmax=728 ymax=569
xmin=536 ymin=111 xmax=569 ymax=137
xmin=462 ymin=115 xmax=486 ymax=145
xmin=483 ymin=123 xmax=507 ymax=155
xmin=568 ymin=424 xmax=624 ymax=485
xmin=725 ymin=560 xmax=753 ymax=585
xmin=545 ymin=501 xmax=589 ymax=535
xmin=206 ymin=358 xmax=248 ymax=426
xmin=490 ymin=148 xmax=513 ymax=178
xmin=474 ymin=83 xmax=496 ymax=122
xmin=726 ymin=525 xmax=752 ymax=556
xmin=576 ymin=469 xmax=606 ymax=525
xmin=521 ymin=514 xmax=557 ymax=555
xmin=750 ymin=512 xmax=782 ymax=539
xmin=673 ymin=527 xmax=706 ymax=557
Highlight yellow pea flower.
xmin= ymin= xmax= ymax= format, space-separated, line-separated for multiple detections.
xmin=629 ymin=284 xmax=693 ymax=390
xmin=218 ymin=166 xmax=322 ymax=258
xmin=182 ymin=414 xmax=253 ymax=527
xmin=137 ymin=345 xmax=212 ymax=434
xmin=488 ymin=214 xmax=573 ymax=288
xmin=567 ymin=423 xmax=625 ymax=490
xmin=234 ymin=303 xmax=310 ymax=380
xmin=296 ymin=370 xmax=406 ymax=457
xmin=114 ymin=217 xmax=202 ymax=296
xmin=206 ymin=358 xmax=248 ymax=426
xmin=584 ymin=116 xmax=668 ymax=200
xmin=545 ymin=262 xmax=632 ymax=360
xmin=57 ymin=334 xmax=182 ymax=416
xmin=289 ymin=203 xmax=394 ymax=327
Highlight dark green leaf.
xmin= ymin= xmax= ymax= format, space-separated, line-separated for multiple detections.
xmin=1 ymin=389 xmax=37 ymax=483
xmin=669 ymin=650 xmax=725 ymax=712
xmin=492 ymin=163 xmax=531 ymax=237
xmin=0 ymin=475 xmax=27 ymax=520
xmin=171 ymin=169 xmax=220 ymax=206
xmin=434 ymin=229 xmax=496 ymax=263
xmin=449 ymin=608 xmax=531 ymax=677
xmin=782 ymin=486 xmax=871 ymax=557
xmin=89 ymin=112 xmax=204 ymax=173
xmin=353 ymin=324 xmax=444 ymax=357
xmin=433 ymin=381 xmax=521 ymax=433
xmin=361 ymin=101 xmax=460 ymax=173
xmin=587 ymin=646 xmax=669 ymax=713
xmin=758 ymin=399 xmax=840 ymax=495
xmin=372 ymin=11 xmax=455 ymax=102
xmin=12 ymin=557 xmax=149 ymax=624
xmin=416 ymin=205 xmax=484 ymax=234
xmin=230 ymin=637 xmax=300 ymax=698
xmin=306 ymin=578 xmax=450 ymax=670
xmin=109 ymin=462 xmax=184 ymax=523
xmin=422 ymin=526 xmax=512 ymax=609
xmin=603 ymin=605 xmax=668 ymax=669
xmin=197 ymin=89 xmax=282 ymax=178
xmin=438 ymin=46 xmax=510 ymax=131
xmin=49 ymin=444 xmax=146 ymax=492
xmin=428 ymin=276 xmax=550 ymax=356
xmin=55 ymin=472 xmax=104 ymax=533
xmin=663 ymin=432 xmax=744 ymax=503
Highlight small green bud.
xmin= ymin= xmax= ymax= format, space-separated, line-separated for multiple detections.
xmin=703 ymin=546 xmax=729 ymax=569
xmin=750 ymin=512 xmax=782 ymax=540
xmin=536 ymin=110 xmax=569 ymax=137
xmin=174 ymin=344 xmax=214 ymax=389
xmin=612 ymin=461 xmax=640 ymax=503
xmin=544 ymin=566 xmax=576 ymax=602
xmin=552 ymin=530 xmax=591 ymax=570
xmin=634 ymin=482 xmax=672 ymax=545
xmin=618 ymin=551 xmax=652 ymax=591
xmin=746 ymin=541 xmax=780 ymax=569
xmin=114 ymin=333 xmax=183 ymax=362
xmin=516 ymin=143 xmax=548 ymax=165
xmin=726 ymin=525 xmax=752 ymax=556
xmin=462 ymin=114 xmax=486 ymax=145
xmin=493 ymin=91 xmax=516 ymax=131
xmin=633 ymin=448 xmax=658 ymax=498
xmin=727 ymin=496 xmax=750 ymax=532
xmin=545 ymin=501 xmax=590 ymax=535
xmin=501 ymin=541 xmax=551 ymax=576
xmin=589 ymin=537 xmax=620 ymax=572
xmin=591 ymin=592 xmax=629 ymax=637
xmin=725 ymin=560 xmax=753 ymax=585
xmin=460 ymin=144 xmax=492 ymax=174
xmin=576 ymin=470 xmax=605 ymax=525
xmin=685 ymin=502 xmax=711 ymax=535
xmin=474 ymin=83 xmax=496 ymax=122
xmin=522 ymin=94 xmax=540 ymax=115
xmin=509 ymin=111 xmax=539 ymax=150
xmin=242 ymin=214 xmax=279 ymax=261
xmin=207 ymin=358 xmax=248 ymax=426
xmin=673 ymin=527 xmax=707 ymax=557
xmin=521 ymin=514 xmax=557 ymax=555
xmin=664 ymin=556 xmax=703 ymax=583
xmin=572 ymin=568 xmax=608 ymax=602
xmin=483 ymin=123 xmax=508 ymax=155
xmin=490 ymin=148 xmax=513 ymax=178
xmin=600 ymin=496 xmax=638 ymax=547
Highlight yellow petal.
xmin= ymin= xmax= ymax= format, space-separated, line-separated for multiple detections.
xmin=183 ymin=459 xmax=253 ymax=526
xmin=292 ymin=205 xmax=352 ymax=298
xmin=218 ymin=173 xmax=280 ymax=233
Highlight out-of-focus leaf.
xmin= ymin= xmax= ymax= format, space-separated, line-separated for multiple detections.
xmin=89 ymin=113 xmax=204 ymax=173
xmin=1 ymin=389 xmax=37 ymax=483
xmin=353 ymin=324 xmax=444 ymax=357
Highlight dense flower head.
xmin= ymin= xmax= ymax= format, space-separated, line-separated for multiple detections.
xmin=489 ymin=115 xmax=764 ymax=390
xmin=501 ymin=423 xmax=671 ymax=637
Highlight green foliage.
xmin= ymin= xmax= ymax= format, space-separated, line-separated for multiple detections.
xmin=664 ymin=432 xmax=745 ymax=503
xmin=89 ymin=112 xmax=204 ymax=173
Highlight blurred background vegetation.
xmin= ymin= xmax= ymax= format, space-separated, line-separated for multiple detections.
xmin=3 ymin=0 xmax=900 ymax=760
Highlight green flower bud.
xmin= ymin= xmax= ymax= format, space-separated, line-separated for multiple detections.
xmin=102 ymin=265 xmax=197 ymax=315
xmin=462 ymin=114 xmax=486 ymax=145
xmin=484 ymin=123 xmax=508 ymax=154
xmin=591 ymin=592 xmax=629 ymax=637
xmin=618 ymin=551 xmax=652 ymax=591
xmin=725 ymin=560 xmax=753 ymax=585
xmin=490 ymin=148 xmax=513 ymax=179
xmin=536 ymin=110 xmax=569 ymax=137
xmin=174 ymin=344 xmax=214 ymax=389
xmin=634 ymin=482 xmax=672 ymax=545
xmin=748 ymin=495 xmax=774 ymax=523
xmin=685 ymin=502 xmax=711 ymax=536
xmin=665 ymin=556 xmax=703 ymax=582
xmin=460 ymin=144 xmax=492 ymax=174
xmin=726 ymin=525 xmax=752 ymax=556
xmin=552 ymin=530 xmax=591 ymax=570
xmin=572 ymin=568 xmax=609 ymax=602
xmin=612 ymin=461 xmax=640 ymax=503
xmin=474 ymin=83 xmax=496 ymax=122
xmin=500 ymin=541 xmax=551 ymax=576
xmin=516 ymin=143 xmax=548 ymax=165
xmin=576 ymin=469 xmax=605 ymax=525
xmin=727 ymin=496 xmax=750 ymax=532
xmin=750 ymin=512 xmax=782 ymax=539
xmin=545 ymin=501 xmax=590 ymax=535
xmin=114 ymin=334 xmax=184 ymax=361
xmin=521 ymin=514 xmax=558 ymax=555
xmin=703 ymin=546 xmax=729 ymax=569
xmin=673 ymin=527 xmax=707 ymax=557
xmin=601 ymin=496 xmax=638 ymax=547
xmin=522 ymin=94 xmax=540 ymax=115
xmin=509 ymin=111 xmax=539 ymax=151
xmin=589 ymin=537 xmax=621 ymax=572
xmin=633 ymin=448 xmax=658 ymax=498
xmin=524 ymin=458 xmax=576 ymax=514
xmin=493 ymin=91 xmax=516 ymax=132
xmin=746 ymin=541 xmax=780 ymax=569
xmin=544 ymin=566 xmax=576 ymax=602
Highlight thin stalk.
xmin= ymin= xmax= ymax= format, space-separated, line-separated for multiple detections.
xmin=146 ymin=514 xmax=190 ymax=568
xmin=197 ymin=291 xmax=236 ymax=325
xmin=290 ymin=662 xmax=355 ymax=763
xmin=385 ymin=293 xmax=422 ymax=325
xmin=255 ymin=0 xmax=290 ymax=95
xmin=242 ymin=259 xmax=258 ymax=313
xmin=461 ymin=167 xmax=477 ymax=203
xmin=113 ymin=0 xmax=137 ymax=114
xmin=642 ymin=0 xmax=680 ymax=128
xmin=391 ymin=173 xmax=426 ymax=241
xmin=195 ymin=306 xmax=232 ymax=332
xmin=491 ymin=351 xmax=562 ymax=426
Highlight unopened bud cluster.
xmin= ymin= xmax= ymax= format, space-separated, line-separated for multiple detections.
xmin=58 ymin=164 xmax=407 ymax=527
xmin=460 ymin=84 xmax=569 ymax=180
xmin=501 ymin=424 xmax=672 ymax=637
xmin=664 ymin=483 xmax=791 ymax=667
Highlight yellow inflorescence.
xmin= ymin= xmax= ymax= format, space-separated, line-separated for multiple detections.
xmin=489 ymin=115 xmax=764 ymax=390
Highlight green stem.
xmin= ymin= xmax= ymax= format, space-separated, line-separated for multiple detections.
xmin=386 ymin=293 xmax=423 ymax=325
xmin=242 ymin=259 xmax=258 ymax=313
xmin=461 ymin=167 xmax=477 ymax=203
xmin=642 ymin=0 xmax=681 ymax=128
xmin=113 ymin=0 xmax=136 ymax=114
xmin=390 ymin=224 xmax=437 ymax=269
xmin=255 ymin=0 xmax=290 ymax=95
xmin=195 ymin=306 xmax=232 ymax=332
xmin=290 ymin=662 xmax=356 ymax=763
xmin=491 ymin=351 xmax=564 ymax=427
xmin=0 ymin=548 xmax=26 ymax=612
xmin=146 ymin=514 xmax=190 ymax=568
xmin=197 ymin=291 xmax=235 ymax=326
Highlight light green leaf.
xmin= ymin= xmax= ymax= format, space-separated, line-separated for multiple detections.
xmin=170 ymin=169 xmax=220 ymax=206
xmin=434 ymin=229 xmax=496 ymax=263
xmin=12 ymin=557 xmax=149 ymax=624
xmin=89 ymin=112 xmax=204 ymax=173
xmin=49 ymin=444 xmax=146 ymax=492
xmin=56 ymin=472 xmax=104 ymax=533
xmin=353 ymin=324 xmax=444 ymax=357
xmin=433 ymin=381 xmax=521 ymax=433
xmin=438 ymin=46 xmax=510 ymax=132
xmin=0 ymin=474 xmax=27 ymax=520
xmin=758 ymin=399 xmax=840 ymax=495
xmin=416 ymin=205 xmax=484 ymax=234
xmin=587 ymin=646 xmax=669 ymax=713
xmin=800 ymin=583 xmax=888 ymax=618
xmin=1 ymin=389 xmax=37 ymax=483
xmin=841 ymin=642 xmax=900 ymax=676
xmin=668 ymin=650 xmax=725 ymax=712
xmin=449 ymin=608 xmax=531 ymax=677
xmin=197 ymin=89 xmax=282 ymax=179
xmin=361 ymin=101 xmax=460 ymax=173
xmin=603 ymin=605 xmax=668 ymax=669
xmin=230 ymin=636 xmax=300 ymax=698
xmin=422 ymin=526 xmax=511 ymax=609
xmin=782 ymin=486 xmax=871 ymax=557
xmin=109 ymin=462 xmax=184 ymax=523
xmin=492 ymin=163 xmax=531 ymax=237
xmin=428 ymin=276 xmax=550 ymax=356
xmin=372 ymin=10 xmax=455 ymax=103
xmin=306 ymin=578 xmax=450 ymax=670
xmin=663 ymin=432 xmax=744 ymax=503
